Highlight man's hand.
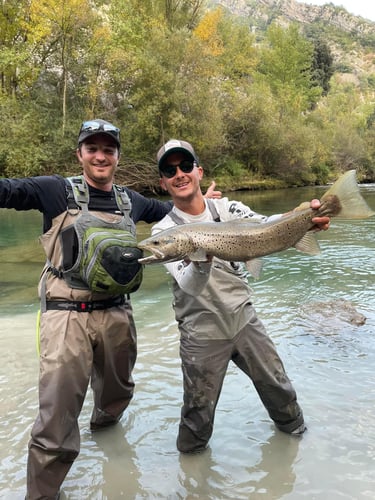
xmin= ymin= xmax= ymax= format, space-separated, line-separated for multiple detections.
xmin=204 ymin=181 xmax=222 ymax=199
xmin=310 ymin=199 xmax=330 ymax=231
xmin=293 ymin=199 xmax=330 ymax=231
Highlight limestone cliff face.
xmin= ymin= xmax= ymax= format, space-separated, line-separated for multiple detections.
xmin=210 ymin=0 xmax=374 ymax=31
xmin=208 ymin=0 xmax=375 ymax=77
xmin=261 ymin=0 xmax=373 ymax=31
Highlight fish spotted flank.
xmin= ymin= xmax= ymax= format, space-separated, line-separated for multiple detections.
xmin=137 ymin=170 xmax=374 ymax=277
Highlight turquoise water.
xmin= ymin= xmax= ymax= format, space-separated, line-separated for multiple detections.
xmin=0 ymin=184 xmax=374 ymax=499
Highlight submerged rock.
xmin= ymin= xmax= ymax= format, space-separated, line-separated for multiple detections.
xmin=299 ymin=299 xmax=366 ymax=330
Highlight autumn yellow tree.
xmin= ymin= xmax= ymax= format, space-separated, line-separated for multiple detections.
xmin=0 ymin=0 xmax=37 ymax=96
xmin=27 ymin=0 xmax=98 ymax=133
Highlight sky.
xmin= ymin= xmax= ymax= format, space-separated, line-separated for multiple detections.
xmin=298 ymin=0 xmax=375 ymax=22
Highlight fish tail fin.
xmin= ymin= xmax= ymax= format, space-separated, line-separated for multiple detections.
xmin=321 ymin=170 xmax=375 ymax=219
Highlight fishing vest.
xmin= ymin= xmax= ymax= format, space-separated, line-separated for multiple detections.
xmin=48 ymin=176 xmax=143 ymax=295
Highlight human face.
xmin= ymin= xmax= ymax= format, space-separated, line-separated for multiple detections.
xmin=159 ymin=152 xmax=203 ymax=204
xmin=76 ymin=134 xmax=119 ymax=190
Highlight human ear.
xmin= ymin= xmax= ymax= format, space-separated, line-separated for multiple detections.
xmin=159 ymin=178 xmax=168 ymax=191
xmin=76 ymin=148 xmax=82 ymax=163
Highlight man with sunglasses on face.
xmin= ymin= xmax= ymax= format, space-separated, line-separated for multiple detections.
xmin=151 ymin=139 xmax=330 ymax=455
xmin=0 ymin=120 xmax=220 ymax=499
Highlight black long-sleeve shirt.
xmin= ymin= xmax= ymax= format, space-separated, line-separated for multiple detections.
xmin=0 ymin=175 xmax=172 ymax=232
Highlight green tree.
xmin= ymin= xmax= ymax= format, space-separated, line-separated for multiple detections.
xmin=310 ymin=39 xmax=334 ymax=95
xmin=28 ymin=0 xmax=98 ymax=133
xmin=99 ymin=0 xmax=224 ymax=163
xmin=257 ymin=23 xmax=322 ymax=116
xmin=164 ymin=0 xmax=206 ymax=29
xmin=0 ymin=0 xmax=38 ymax=96
xmin=201 ymin=7 xmax=258 ymax=79
xmin=307 ymin=77 xmax=370 ymax=176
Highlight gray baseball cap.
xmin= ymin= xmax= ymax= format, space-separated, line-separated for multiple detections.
xmin=157 ymin=139 xmax=199 ymax=168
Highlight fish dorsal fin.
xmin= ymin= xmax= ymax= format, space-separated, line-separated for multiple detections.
xmin=294 ymin=232 xmax=321 ymax=255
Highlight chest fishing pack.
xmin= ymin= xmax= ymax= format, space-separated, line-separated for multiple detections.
xmin=59 ymin=176 xmax=143 ymax=294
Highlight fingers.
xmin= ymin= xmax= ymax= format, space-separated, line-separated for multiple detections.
xmin=310 ymin=199 xmax=321 ymax=209
xmin=294 ymin=199 xmax=321 ymax=212
xmin=311 ymin=216 xmax=330 ymax=231
xmin=204 ymin=181 xmax=222 ymax=199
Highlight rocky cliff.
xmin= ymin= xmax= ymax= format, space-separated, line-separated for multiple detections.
xmin=208 ymin=0 xmax=375 ymax=78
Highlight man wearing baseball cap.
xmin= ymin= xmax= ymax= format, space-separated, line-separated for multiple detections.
xmin=0 ymin=120 xmax=220 ymax=498
xmin=152 ymin=138 xmax=330 ymax=454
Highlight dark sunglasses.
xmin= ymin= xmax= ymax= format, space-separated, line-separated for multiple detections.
xmin=160 ymin=160 xmax=196 ymax=178
xmin=80 ymin=120 xmax=120 ymax=139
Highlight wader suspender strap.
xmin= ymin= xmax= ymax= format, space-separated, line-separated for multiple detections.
xmin=67 ymin=176 xmax=132 ymax=216
xmin=168 ymin=199 xmax=220 ymax=224
xmin=68 ymin=176 xmax=90 ymax=208
xmin=41 ymin=177 xmax=88 ymax=312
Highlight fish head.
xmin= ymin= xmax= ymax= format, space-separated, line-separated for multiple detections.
xmin=137 ymin=228 xmax=192 ymax=264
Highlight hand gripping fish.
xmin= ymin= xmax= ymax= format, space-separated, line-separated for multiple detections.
xmin=138 ymin=170 xmax=374 ymax=277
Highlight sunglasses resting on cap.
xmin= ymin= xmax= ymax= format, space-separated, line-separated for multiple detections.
xmin=78 ymin=119 xmax=121 ymax=148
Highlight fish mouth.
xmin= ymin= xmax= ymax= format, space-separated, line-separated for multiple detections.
xmin=137 ymin=247 xmax=166 ymax=264
xmin=138 ymin=255 xmax=161 ymax=264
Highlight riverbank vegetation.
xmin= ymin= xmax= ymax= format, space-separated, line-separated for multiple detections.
xmin=1 ymin=0 xmax=374 ymax=193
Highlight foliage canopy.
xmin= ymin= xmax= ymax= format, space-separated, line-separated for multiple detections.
xmin=0 ymin=0 xmax=374 ymax=191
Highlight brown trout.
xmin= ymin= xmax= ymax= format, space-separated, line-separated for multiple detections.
xmin=138 ymin=170 xmax=374 ymax=277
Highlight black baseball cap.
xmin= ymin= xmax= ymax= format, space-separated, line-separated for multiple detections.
xmin=77 ymin=119 xmax=121 ymax=148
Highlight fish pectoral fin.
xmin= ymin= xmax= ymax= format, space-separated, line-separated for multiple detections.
xmin=294 ymin=232 xmax=321 ymax=255
xmin=189 ymin=248 xmax=209 ymax=262
xmin=245 ymin=258 xmax=263 ymax=279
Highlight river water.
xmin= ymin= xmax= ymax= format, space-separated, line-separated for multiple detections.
xmin=0 ymin=183 xmax=374 ymax=499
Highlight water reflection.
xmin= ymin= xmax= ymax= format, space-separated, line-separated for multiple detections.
xmin=177 ymin=432 xmax=300 ymax=500
xmin=81 ymin=424 xmax=140 ymax=498
xmin=1 ymin=186 xmax=375 ymax=499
